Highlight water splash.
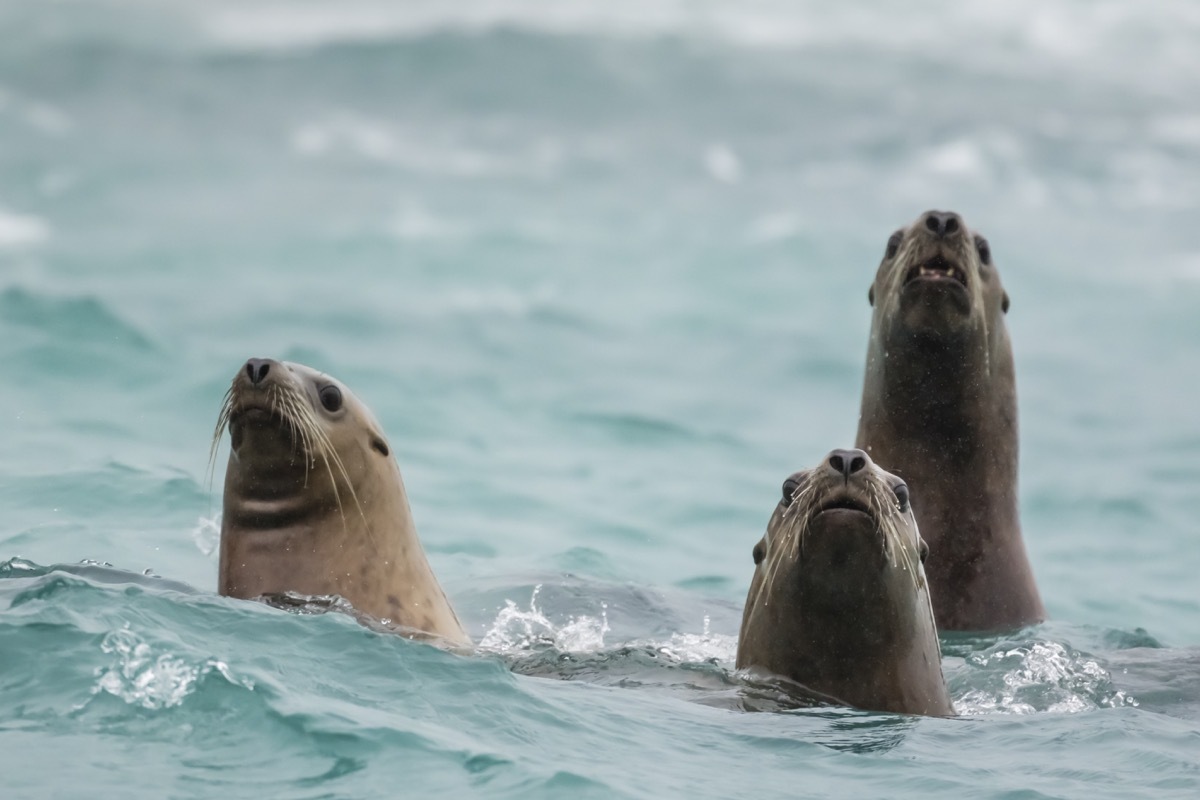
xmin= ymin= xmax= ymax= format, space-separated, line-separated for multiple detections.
xmin=478 ymin=585 xmax=610 ymax=654
xmin=192 ymin=514 xmax=220 ymax=556
xmin=91 ymin=625 xmax=249 ymax=711
xmin=956 ymin=640 xmax=1138 ymax=715
xmin=636 ymin=615 xmax=737 ymax=667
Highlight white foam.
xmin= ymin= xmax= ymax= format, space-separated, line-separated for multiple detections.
xmin=441 ymin=284 xmax=559 ymax=317
xmin=388 ymin=202 xmax=465 ymax=241
xmin=290 ymin=116 xmax=398 ymax=162
xmin=746 ymin=211 xmax=803 ymax=244
xmin=186 ymin=0 xmax=1197 ymax=90
xmin=289 ymin=115 xmax=548 ymax=178
xmin=922 ymin=139 xmax=988 ymax=179
xmin=1149 ymin=115 xmax=1200 ymax=147
xmin=641 ymin=615 xmax=738 ymax=667
xmin=704 ymin=143 xmax=743 ymax=184
xmin=956 ymin=641 xmax=1138 ymax=716
xmin=92 ymin=625 xmax=249 ymax=711
xmin=0 ymin=209 xmax=50 ymax=248
xmin=478 ymin=588 xmax=738 ymax=669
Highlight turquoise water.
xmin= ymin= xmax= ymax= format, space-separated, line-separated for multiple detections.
xmin=3 ymin=1 xmax=1199 ymax=796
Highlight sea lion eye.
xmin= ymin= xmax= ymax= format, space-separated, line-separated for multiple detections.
xmin=319 ymin=385 xmax=343 ymax=412
xmin=974 ymin=235 xmax=991 ymax=265
xmin=919 ymin=538 xmax=929 ymax=564
xmin=893 ymin=482 xmax=910 ymax=513
xmin=371 ymin=437 xmax=389 ymax=457
xmin=782 ymin=477 xmax=801 ymax=505
xmin=885 ymin=231 xmax=902 ymax=260
xmin=752 ymin=541 xmax=765 ymax=565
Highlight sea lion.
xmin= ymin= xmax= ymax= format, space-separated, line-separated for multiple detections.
xmin=736 ymin=449 xmax=953 ymax=717
xmin=212 ymin=358 xmax=469 ymax=645
xmin=856 ymin=210 xmax=1044 ymax=631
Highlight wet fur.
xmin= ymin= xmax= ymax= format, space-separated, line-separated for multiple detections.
xmin=856 ymin=210 xmax=1044 ymax=631
xmin=213 ymin=360 xmax=469 ymax=645
xmin=737 ymin=455 xmax=953 ymax=717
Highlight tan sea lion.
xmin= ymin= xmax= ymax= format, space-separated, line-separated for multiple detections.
xmin=736 ymin=449 xmax=953 ymax=717
xmin=857 ymin=210 xmax=1044 ymax=631
xmin=212 ymin=358 xmax=469 ymax=645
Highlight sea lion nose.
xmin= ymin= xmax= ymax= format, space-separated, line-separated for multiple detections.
xmin=923 ymin=211 xmax=962 ymax=239
xmin=245 ymin=358 xmax=273 ymax=385
xmin=828 ymin=449 xmax=868 ymax=479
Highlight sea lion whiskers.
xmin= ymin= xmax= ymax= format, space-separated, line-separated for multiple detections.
xmin=866 ymin=480 xmax=902 ymax=566
xmin=273 ymin=385 xmax=314 ymax=485
xmin=754 ymin=482 xmax=818 ymax=609
xmin=216 ymin=358 xmax=470 ymax=645
xmin=863 ymin=479 xmax=942 ymax=659
xmin=272 ymin=382 xmax=370 ymax=537
xmin=208 ymin=375 xmax=372 ymax=540
xmin=207 ymin=384 xmax=237 ymax=490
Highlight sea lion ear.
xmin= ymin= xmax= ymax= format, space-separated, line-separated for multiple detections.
xmin=868 ymin=285 xmax=875 ymax=306
xmin=1001 ymin=291 xmax=1010 ymax=314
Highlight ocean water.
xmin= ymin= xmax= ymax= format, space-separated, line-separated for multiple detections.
xmin=2 ymin=1 xmax=1199 ymax=797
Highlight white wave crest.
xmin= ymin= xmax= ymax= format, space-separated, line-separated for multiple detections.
xmin=92 ymin=625 xmax=249 ymax=711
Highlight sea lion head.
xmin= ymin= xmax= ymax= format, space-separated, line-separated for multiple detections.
xmin=868 ymin=210 xmax=1009 ymax=344
xmin=742 ymin=448 xmax=933 ymax=656
xmin=736 ymin=448 xmax=952 ymax=715
xmin=212 ymin=358 xmax=395 ymax=532
xmin=211 ymin=358 xmax=471 ymax=645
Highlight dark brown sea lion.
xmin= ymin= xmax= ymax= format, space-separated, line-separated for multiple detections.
xmin=212 ymin=358 xmax=469 ymax=645
xmin=856 ymin=210 xmax=1044 ymax=631
xmin=736 ymin=449 xmax=953 ymax=717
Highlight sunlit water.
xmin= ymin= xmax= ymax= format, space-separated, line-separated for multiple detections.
xmin=2 ymin=1 xmax=1199 ymax=797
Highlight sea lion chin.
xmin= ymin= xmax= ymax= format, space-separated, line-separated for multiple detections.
xmin=736 ymin=449 xmax=953 ymax=717
xmin=858 ymin=210 xmax=1042 ymax=632
xmin=212 ymin=357 xmax=470 ymax=645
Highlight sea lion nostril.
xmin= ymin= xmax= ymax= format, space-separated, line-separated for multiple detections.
xmin=245 ymin=359 xmax=271 ymax=385
xmin=922 ymin=211 xmax=961 ymax=239
xmin=828 ymin=448 xmax=868 ymax=478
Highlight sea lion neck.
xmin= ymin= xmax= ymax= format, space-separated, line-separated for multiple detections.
xmin=222 ymin=448 xmax=336 ymax=530
xmin=863 ymin=308 xmax=1007 ymax=453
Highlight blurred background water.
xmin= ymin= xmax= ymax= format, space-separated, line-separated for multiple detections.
xmin=1 ymin=1 xmax=1198 ymax=797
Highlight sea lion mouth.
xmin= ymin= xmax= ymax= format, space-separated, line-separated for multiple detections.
xmin=813 ymin=497 xmax=873 ymax=520
xmin=230 ymin=401 xmax=282 ymax=427
xmin=904 ymin=255 xmax=967 ymax=289
xmin=221 ymin=389 xmax=307 ymax=456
